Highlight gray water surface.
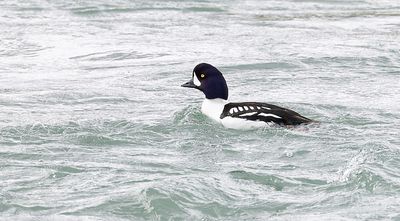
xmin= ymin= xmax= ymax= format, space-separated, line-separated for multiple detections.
xmin=1 ymin=0 xmax=400 ymax=220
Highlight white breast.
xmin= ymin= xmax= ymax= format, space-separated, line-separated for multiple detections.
xmin=201 ymin=98 xmax=226 ymax=123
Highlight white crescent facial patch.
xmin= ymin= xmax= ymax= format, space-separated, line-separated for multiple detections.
xmin=193 ymin=72 xmax=201 ymax=87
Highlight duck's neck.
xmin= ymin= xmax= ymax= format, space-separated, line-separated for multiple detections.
xmin=201 ymin=98 xmax=227 ymax=122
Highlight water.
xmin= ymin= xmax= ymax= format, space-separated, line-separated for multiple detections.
xmin=1 ymin=0 xmax=400 ymax=220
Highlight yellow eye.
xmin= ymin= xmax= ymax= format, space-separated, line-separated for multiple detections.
xmin=200 ymin=74 xmax=205 ymax=78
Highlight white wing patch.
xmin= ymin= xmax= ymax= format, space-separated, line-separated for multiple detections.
xmin=226 ymin=105 xmax=278 ymax=117
xmin=258 ymin=113 xmax=282 ymax=119
xmin=222 ymin=103 xmax=285 ymax=126
xmin=239 ymin=112 xmax=257 ymax=117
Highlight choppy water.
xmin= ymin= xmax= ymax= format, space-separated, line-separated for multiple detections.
xmin=1 ymin=0 xmax=400 ymax=220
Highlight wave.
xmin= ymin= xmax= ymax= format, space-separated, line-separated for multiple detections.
xmin=254 ymin=9 xmax=400 ymax=21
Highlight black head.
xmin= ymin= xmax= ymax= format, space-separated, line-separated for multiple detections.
xmin=181 ymin=63 xmax=229 ymax=100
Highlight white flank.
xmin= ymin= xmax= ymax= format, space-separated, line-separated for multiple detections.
xmin=244 ymin=106 xmax=249 ymax=110
xmin=249 ymin=106 xmax=254 ymax=110
xmin=201 ymin=99 xmax=277 ymax=130
xmin=258 ymin=113 xmax=282 ymax=118
xmin=221 ymin=117 xmax=269 ymax=130
xmin=262 ymin=106 xmax=271 ymax=110
xmin=238 ymin=106 xmax=243 ymax=111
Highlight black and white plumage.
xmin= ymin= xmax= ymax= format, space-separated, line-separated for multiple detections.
xmin=221 ymin=102 xmax=312 ymax=126
xmin=182 ymin=63 xmax=314 ymax=129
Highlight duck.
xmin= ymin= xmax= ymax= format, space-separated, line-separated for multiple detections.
xmin=181 ymin=63 xmax=314 ymax=129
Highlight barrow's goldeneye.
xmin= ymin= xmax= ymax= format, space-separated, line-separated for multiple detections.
xmin=181 ymin=63 xmax=314 ymax=129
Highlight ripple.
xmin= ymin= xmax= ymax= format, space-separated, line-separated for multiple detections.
xmin=254 ymin=9 xmax=400 ymax=21
xmin=184 ymin=7 xmax=226 ymax=13
xmin=229 ymin=170 xmax=287 ymax=191
xmin=70 ymin=50 xmax=157 ymax=61
xmin=0 ymin=120 xmax=141 ymax=146
xmin=224 ymin=62 xmax=300 ymax=70
xmin=1 ymin=0 xmax=400 ymax=220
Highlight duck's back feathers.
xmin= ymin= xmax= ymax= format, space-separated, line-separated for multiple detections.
xmin=220 ymin=102 xmax=313 ymax=126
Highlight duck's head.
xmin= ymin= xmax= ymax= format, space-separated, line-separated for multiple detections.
xmin=181 ymin=63 xmax=229 ymax=100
